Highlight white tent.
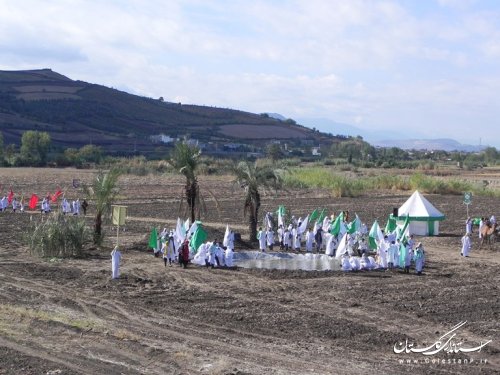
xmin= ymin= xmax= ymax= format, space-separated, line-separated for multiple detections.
xmin=397 ymin=191 xmax=445 ymax=236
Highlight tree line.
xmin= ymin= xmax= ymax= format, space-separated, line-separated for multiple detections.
xmin=0 ymin=130 xmax=498 ymax=170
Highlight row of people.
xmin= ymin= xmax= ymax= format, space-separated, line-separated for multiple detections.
xmin=341 ymin=242 xmax=424 ymax=275
xmin=0 ymin=196 xmax=88 ymax=215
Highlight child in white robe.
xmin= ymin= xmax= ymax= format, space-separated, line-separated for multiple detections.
xmin=414 ymin=243 xmax=424 ymax=275
xmin=377 ymin=242 xmax=388 ymax=269
xmin=305 ymin=229 xmax=314 ymax=253
xmin=266 ymin=230 xmax=275 ymax=251
xmin=461 ymin=233 xmax=471 ymax=257
xmin=257 ymin=228 xmax=266 ymax=252
xmin=349 ymin=256 xmax=360 ymax=271
xmin=341 ymin=254 xmax=351 ymax=271
xmin=111 ymin=246 xmax=122 ymax=279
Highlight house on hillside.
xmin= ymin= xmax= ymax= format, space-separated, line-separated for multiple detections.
xmin=150 ymin=134 xmax=175 ymax=144
xmin=312 ymin=147 xmax=321 ymax=156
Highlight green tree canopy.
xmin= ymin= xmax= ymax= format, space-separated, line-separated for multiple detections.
xmin=20 ymin=130 xmax=51 ymax=165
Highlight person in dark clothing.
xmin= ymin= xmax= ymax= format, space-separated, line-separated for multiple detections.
xmin=81 ymin=199 xmax=89 ymax=215
xmin=180 ymin=239 xmax=190 ymax=269
xmin=314 ymin=227 xmax=323 ymax=253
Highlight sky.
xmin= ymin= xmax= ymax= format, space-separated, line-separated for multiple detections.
xmin=1 ymin=0 xmax=499 ymax=147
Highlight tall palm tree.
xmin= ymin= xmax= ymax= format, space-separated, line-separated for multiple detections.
xmin=169 ymin=142 xmax=203 ymax=223
xmin=83 ymin=169 xmax=121 ymax=244
xmin=233 ymin=160 xmax=284 ymax=242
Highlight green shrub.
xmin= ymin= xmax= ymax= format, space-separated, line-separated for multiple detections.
xmin=26 ymin=212 xmax=91 ymax=258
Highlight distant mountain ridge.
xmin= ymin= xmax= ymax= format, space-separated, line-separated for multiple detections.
xmin=297 ymin=117 xmax=488 ymax=152
xmin=373 ymin=138 xmax=486 ymax=152
xmin=0 ymin=69 xmax=331 ymax=154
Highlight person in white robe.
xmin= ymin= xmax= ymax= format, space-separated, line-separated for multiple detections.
xmin=292 ymin=227 xmax=300 ymax=251
xmin=465 ymin=218 xmax=473 ymax=235
xmin=407 ymin=235 xmax=415 ymax=251
xmin=368 ymin=256 xmax=377 ymax=269
xmin=266 ymin=229 xmax=275 ymax=251
xmin=257 ymin=228 xmax=267 ymax=252
xmin=11 ymin=198 xmax=18 ymax=212
xmin=360 ymin=253 xmax=370 ymax=270
xmin=478 ymin=218 xmax=484 ymax=238
xmin=490 ymin=215 xmax=496 ymax=225
xmin=305 ymin=229 xmax=314 ymax=253
xmin=341 ymin=254 xmax=351 ymax=271
xmin=216 ymin=243 xmax=225 ymax=266
xmin=0 ymin=196 xmax=7 ymax=211
xmin=227 ymin=231 xmax=235 ymax=250
xmin=111 ymin=246 xmax=122 ymax=279
xmin=277 ymin=225 xmax=284 ymax=250
xmin=377 ymin=241 xmax=388 ymax=269
xmin=414 ymin=243 xmax=424 ymax=275
xmin=283 ymin=228 xmax=291 ymax=251
xmin=349 ymin=255 xmax=360 ymax=271
xmin=165 ymin=233 xmax=177 ymax=266
xmin=61 ymin=198 xmax=71 ymax=215
xmin=225 ymin=246 xmax=234 ymax=267
xmin=72 ymin=199 xmax=81 ymax=215
xmin=192 ymin=243 xmax=209 ymax=266
xmin=161 ymin=241 xmax=169 ymax=267
xmin=404 ymin=244 xmax=412 ymax=273
xmin=387 ymin=241 xmax=398 ymax=269
xmin=208 ymin=241 xmax=218 ymax=267
xmin=324 ymin=233 xmax=336 ymax=256
xmin=461 ymin=233 xmax=471 ymax=257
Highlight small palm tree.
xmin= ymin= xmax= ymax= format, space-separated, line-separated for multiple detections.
xmin=233 ymin=160 xmax=284 ymax=242
xmin=169 ymin=142 xmax=203 ymax=223
xmin=83 ymin=169 xmax=121 ymax=244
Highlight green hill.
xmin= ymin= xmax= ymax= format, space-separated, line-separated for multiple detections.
xmin=0 ymin=69 xmax=330 ymax=154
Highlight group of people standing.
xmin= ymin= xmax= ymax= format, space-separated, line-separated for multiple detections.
xmin=254 ymin=213 xmax=426 ymax=275
xmin=0 ymin=195 xmax=88 ymax=215
xmin=151 ymin=227 xmax=235 ymax=270
xmin=0 ymin=196 xmax=23 ymax=212
xmin=462 ymin=214 xmax=497 ymax=256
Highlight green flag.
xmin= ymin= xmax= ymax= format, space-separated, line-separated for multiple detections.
xmin=189 ymin=226 xmax=207 ymax=254
xmin=309 ymin=209 xmax=319 ymax=223
xmin=148 ymin=227 xmax=158 ymax=250
xmin=368 ymin=221 xmax=381 ymax=250
xmin=397 ymin=214 xmax=410 ymax=241
xmin=348 ymin=214 xmax=361 ymax=234
xmin=384 ymin=214 xmax=397 ymax=234
xmin=317 ymin=208 xmax=327 ymax=224
xmin=329 ymin=211 xmax=344 ymax=236
xmin=277 ymin=205 xmax=286 ymax=227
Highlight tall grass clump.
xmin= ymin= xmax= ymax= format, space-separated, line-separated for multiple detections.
xmin=27 ymin=212 xmax=91 ymax=258
xmin=409 ymin=173 xmax=473 ymax=194
xmin=284 ymin=168 xmax=365 ymax=197
xmin=369 ymin=175 xmax=410 ymax=191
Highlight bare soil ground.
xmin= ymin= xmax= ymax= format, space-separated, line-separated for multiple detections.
xmin=0 ymin=167 xmax=499 ymax=375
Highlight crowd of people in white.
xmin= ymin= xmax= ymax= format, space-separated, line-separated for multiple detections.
xmin=150 ymin=212 xmax=426 ymax=275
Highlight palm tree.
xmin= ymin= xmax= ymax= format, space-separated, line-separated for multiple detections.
xmin=233 ymin=160 xmax=284 ymax=242
xmin=83 ymin=169 xmax=121 ymax=244
xmin=169 ymin=142 xmax=203 ymax=223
